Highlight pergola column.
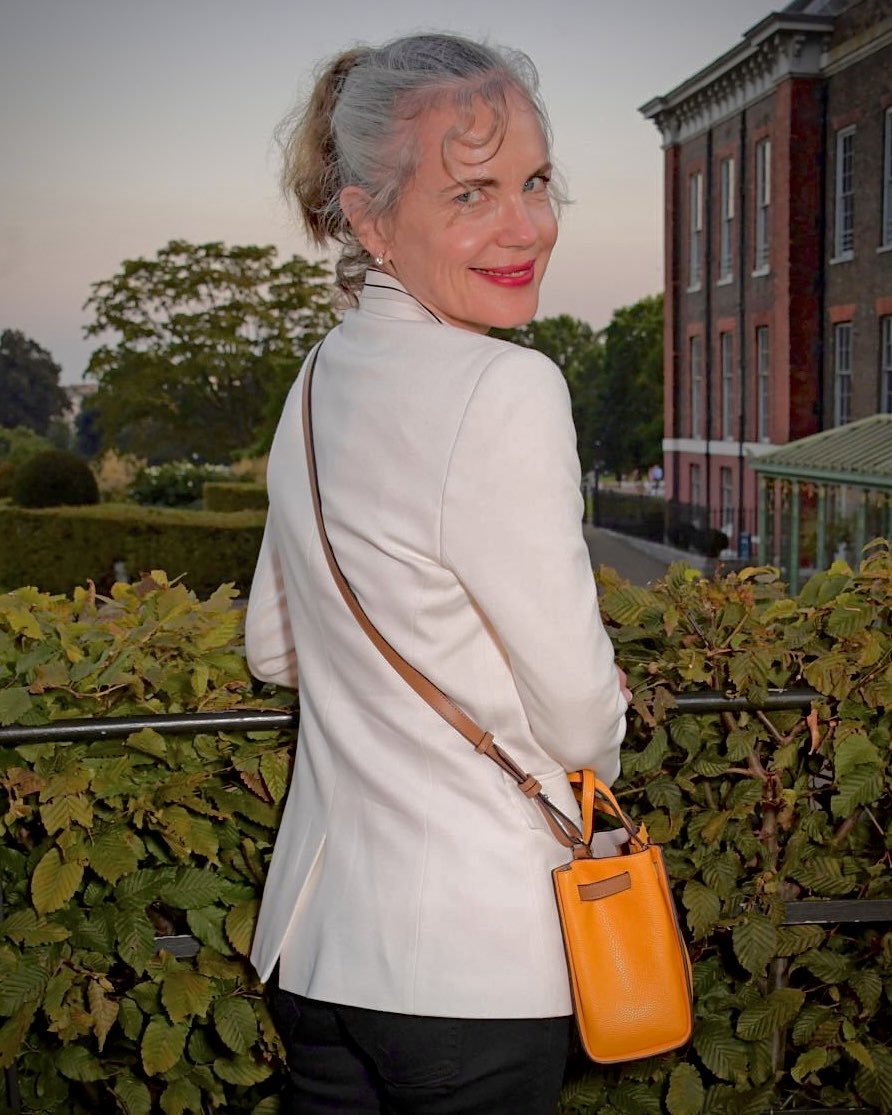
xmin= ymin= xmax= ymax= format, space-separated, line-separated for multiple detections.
xmin=853 ymin=488 xmax=868 ymax=566
xmin=816 ymin=485 xmax=828 ymax=572
xmin=788 ymin=480 xmax=801 ymax=593
xmin=757 ymin=475 xmax=769 ymax=564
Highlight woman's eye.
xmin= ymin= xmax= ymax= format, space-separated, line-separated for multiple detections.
xmin=523 ymin=174 xmax=550 ymax=193
xmin=454 ymin=187 xmax=483 ymax=205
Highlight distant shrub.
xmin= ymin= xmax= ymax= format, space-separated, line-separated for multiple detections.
xmin=11 ymin=449 xmax=99 ymax=508
xmin=130 ymin=460 xmax=231 ymax=507
xmin=203 ymin=481 xmax=268 ymax=512
xmin=93 ymin=449 xmax=146 ymax=501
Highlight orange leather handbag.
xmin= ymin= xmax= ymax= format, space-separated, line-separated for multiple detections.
xmin=553 ymin=770 xmax=693 ymax=1062
xmin=302 ymin=344 xmax=693 ymax=1064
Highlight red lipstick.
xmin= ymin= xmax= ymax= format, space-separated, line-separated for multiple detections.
xmin=471 ymin=260 xmax=536 ymax=287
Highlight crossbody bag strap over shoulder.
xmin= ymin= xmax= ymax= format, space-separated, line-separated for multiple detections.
xmin=300 ymin=341 xmax=591 ymax=853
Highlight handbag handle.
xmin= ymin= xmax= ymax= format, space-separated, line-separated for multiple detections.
xmin=300 ymin=342 xmax=589 ymax=853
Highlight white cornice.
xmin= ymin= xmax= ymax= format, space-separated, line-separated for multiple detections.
xmin=640 ymin=14 xmax=835 ymax=147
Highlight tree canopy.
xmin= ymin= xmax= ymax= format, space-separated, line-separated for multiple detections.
xmin=0 ymin=329 xmax=69 ymax=437
xmin=83 ymin=240 xmax=339 ymax=462
xmin=496 ymin=295 xmax=663 ymax=477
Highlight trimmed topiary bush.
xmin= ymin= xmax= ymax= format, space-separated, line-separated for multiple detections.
xmin=203 ymin=482 xmax=268 ymax=513
xmin=11 ymin=450 xmax=99 ymax=509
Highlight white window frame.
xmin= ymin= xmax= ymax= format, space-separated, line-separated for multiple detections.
xmin=690 ymin=463 xmax=702 ymax=510
xmin=834 ymin=127 xmax=855 ymax=259
xmin=689 ymin=172 xmax=703 ymax=289
xmin=720 ymin=466 xmax=734 ymax=537
xmin=719 ymin=158 xmax=734 ymax=281
xmin=721 ymin=331 xmax=734 ymax=439
xmin=834 ymin=322 xmax=852 ymax=426
xmin=690 ymin=334 xmax=703 ymax=439
xmin=756 ymin=326 xmax=770 ymax=441
xmin=881 ymin=315 xmax=892 ymax=414
xmin=754 ymin=139 xmax=771 ymax=272
xmin=883 ymin=109 xmax=892 ymax=249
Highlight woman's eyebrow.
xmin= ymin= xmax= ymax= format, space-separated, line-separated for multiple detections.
xmin=440 ymin=162 xmax=552 ymax=195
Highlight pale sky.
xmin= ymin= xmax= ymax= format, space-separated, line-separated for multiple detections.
xmin=2 ymin=0 xmax=774 ymax=384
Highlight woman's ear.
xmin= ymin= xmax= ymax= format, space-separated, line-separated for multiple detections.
xmin=340 ymin=186 xmax=386 ymax=260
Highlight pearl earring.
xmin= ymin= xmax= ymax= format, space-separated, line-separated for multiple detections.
xmin=374 ymin=256 xmax=384 ymax=266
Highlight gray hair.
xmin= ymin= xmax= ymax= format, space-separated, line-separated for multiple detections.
xmin=279 ymin=33 xmax=561 ymax=301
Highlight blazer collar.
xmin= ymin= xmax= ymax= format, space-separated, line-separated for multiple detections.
xmin=358 ymin=269 xmax=443 ymax=325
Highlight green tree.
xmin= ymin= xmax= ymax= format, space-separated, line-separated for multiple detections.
xmin=0 ymin=329 xmax=70 ymax=436
xmin=83 ymin=240 xmax=338 ymax=462
xmin=595 ymin=293 xmax=663 ymax=477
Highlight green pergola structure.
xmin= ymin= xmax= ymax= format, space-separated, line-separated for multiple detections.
xmin=750 ymin=414 xmax=892 ymax=593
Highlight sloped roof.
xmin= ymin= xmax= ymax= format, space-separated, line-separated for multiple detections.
xmin=783 ymin=0 xmax=850 ymax=14
xmin=750 ymin=415 xmax=892 ymax=489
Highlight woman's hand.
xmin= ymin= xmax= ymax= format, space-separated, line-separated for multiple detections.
xmin=616 ymin=666 xmax=633 ymax=705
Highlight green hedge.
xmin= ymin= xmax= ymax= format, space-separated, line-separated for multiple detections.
xmin=0 ymin=504 xmax=266 ymax=598
xmin=0 ymin=544 xmax=890 ymax=1114
xmin=203 ymin=483 xmax=268 ymax=513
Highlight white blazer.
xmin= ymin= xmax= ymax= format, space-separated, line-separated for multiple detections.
xmin=245 ymin=271 xmax=627 ymax=1018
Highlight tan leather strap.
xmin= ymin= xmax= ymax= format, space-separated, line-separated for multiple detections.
xmin=300 ymin=343 xmax=587 ymax=852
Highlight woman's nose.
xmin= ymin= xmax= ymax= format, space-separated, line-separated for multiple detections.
xmin=497 ymin=196 xmax=538 ymax=246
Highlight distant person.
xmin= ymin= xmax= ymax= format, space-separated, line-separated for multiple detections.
xmin=649 ymin=463 xmax=663 ymax=494
xmin=245 ymin=32 xmax=630 ymax=1114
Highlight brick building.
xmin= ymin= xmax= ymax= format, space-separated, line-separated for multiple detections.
xmin=640 ymin=0 xmax=892 ymax=559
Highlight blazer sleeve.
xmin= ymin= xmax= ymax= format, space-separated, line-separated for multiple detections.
xmin=245 ymin=520 xmax=299 ymax=689
xmin=440 ymin=346 xmax=627 ymax=783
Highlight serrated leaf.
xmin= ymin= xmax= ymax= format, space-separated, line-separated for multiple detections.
xmin=693 ymin=1019 xmax=748 ymax=1081
xmin=831 ymin=765 xmax=884 ymax=817
xmin=115 ymin=1075 xmax=152 ymax=1115
xmin=833 ymin=732 xmax=880 ymax=777
xmin=775 ymin=924 xmax=824 ymax=957
xmin=187 ymin=907 xmax=231 ymax=955
xmin=141 ymin=1016 xmax=188 ymax=1075
xmin=0 ymin=960 xmax=47 ymax=1016
xmin=39 ymin=793 xmax=93 ymax=834
xmin=119 ymin=996 xmax=144 ymax=1041
xmin=213 ymin=996 xmax=258 ymax=1053
xmin=87 ymin=978 xmax=119 ymax=1050
xmin=667 ymin=1062 xmax=704 ymax=1115
xmin=0 ymin=999 xmax=38 ymax=1070
xmin=158 ymin=866 xmax=222 ymax=910
xmin=259 ymin=750 xmax=290 ymax=802
xmin=161 ymin=1077 xmax=204 ymax=1115
xmin=791 ymin=854 xmax=858 ymax=896
xmin=213 ymin=1053 xmax=272 ymax=1085
xmin=855 ymin=1044 xmax=892 ymax=1110
xmin=31 ymin=847 xmax=84 ymax=915
xmin=56 ymin=1043 xmax=110 ymax=1082
xmin=826 ymin=597 xmax=872 ymax=637
xmin=116 ymin=904 xmax=155 ymax=974
xmin=844 ymin=1040 xmax=874 ymax=1070
xmin=0 ymin=686 xmax=33 ymax=725
xmin=225 ymin=899 xmax=258 ymax=957
xmin=88 ymin=827 xmax=141 ymax=884
xmin=683 ymin=881 xmax=721 ymax=939
xmin=732 ymin=913 xmax=777 ymax=975
xmin=251 ymin=1098 xmax=281 ymax=1115
xmin=791 ymin=1045 xmax=828 ymax=1083
xmin=849 ymin=968 xmax=883 ymax=1015
xmin=126 ymin=727 xmax=168 ymax=760
xmin=162 ymin=970 xmax=213 ymax=1023
xmin=737 ymin=988 xmax=804 ymax=1040
xmin=797 ymin=947 xmax=852 ymax=985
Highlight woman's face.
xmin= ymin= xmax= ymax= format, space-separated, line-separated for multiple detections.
xmin=375 ymin=87 xmax=558 ymax=333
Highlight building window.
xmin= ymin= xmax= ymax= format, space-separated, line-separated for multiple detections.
xmin=719 ymin=158 xmax=734 ymax=280
xmin=720 ymin=331 xmax=734 ymax=439
xmin=690 ymin=335 xmax=703 ymax=438
xmin=756 ymin=326 xmax=770 ymax=441
xmin=720 ymin=467 xmax=734 ymax=536
xmin=834 ymin=322 xmax=852 ymax=426
xmin=834 ymin=127 xmax=855 ymax=258
xmin=881 ymin=316 xmax=892 ymax=413
xmin=689 ymin=172 xmax=703 ymax=288
xmin=690 ymin=463 xmax=702 ymax=509
xmin=883 ymin=109 xmax=892 ymax=249
xmin=754 ymin=139 xmax=771 ymax=271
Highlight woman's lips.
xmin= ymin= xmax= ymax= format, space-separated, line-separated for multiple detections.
xmin=471 ymin=261 xmax=536 ymax=287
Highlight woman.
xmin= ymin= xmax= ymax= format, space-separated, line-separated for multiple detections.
xmin=246 ymin=33 xmax=630 ymax=1114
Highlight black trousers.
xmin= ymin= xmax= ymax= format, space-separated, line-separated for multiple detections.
xmin=268 ymin=986 xmax=571 ymax=1115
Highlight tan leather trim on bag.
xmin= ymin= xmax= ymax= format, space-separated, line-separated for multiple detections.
xmin=577 ymin=872 xmax=631 ymax=902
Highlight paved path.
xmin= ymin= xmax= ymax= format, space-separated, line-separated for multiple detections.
xmin=583 ymin=526 xmax=707 ymax=587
